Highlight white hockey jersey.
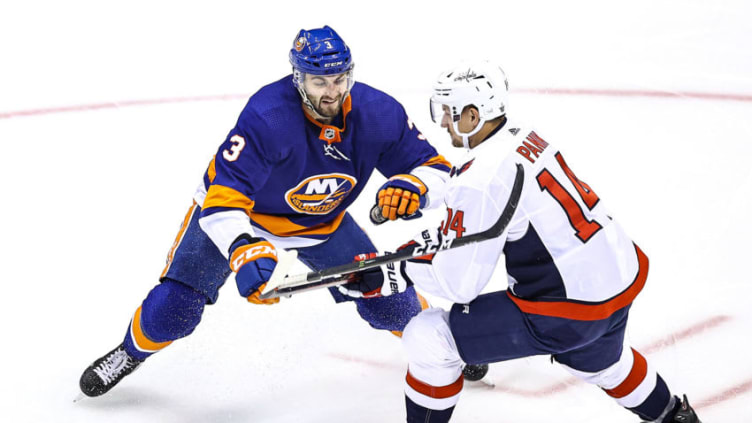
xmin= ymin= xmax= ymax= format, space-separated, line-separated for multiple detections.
xmin=405 ymin=120 xmax=648 ymax=321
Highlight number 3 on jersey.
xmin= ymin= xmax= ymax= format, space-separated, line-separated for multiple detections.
xmin=222 ymin=135 xmax=246 ymax=162
xmin=537 ymin=152 xmax=602 ymax=242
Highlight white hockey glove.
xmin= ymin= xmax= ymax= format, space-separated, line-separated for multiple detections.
xmin=404 ymin=227 xmax=447 ymax=261
xmin=338 ymin=253 xmax=413 ymax=299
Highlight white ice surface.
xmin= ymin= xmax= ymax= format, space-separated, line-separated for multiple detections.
xmin=1 ymin=1 xmax=751 ymax=421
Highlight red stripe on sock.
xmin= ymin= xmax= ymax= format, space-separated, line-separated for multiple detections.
xmin=406 ymin=371 xmax=463 ymax=399
xmin=604 ymin=349 xmax=648 ymax=398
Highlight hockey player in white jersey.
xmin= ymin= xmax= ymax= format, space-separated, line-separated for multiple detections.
xmin=342 ymin=61 xmax=701 ymax=422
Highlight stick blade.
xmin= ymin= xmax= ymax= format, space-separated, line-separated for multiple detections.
xmin=260 ymin=249 xmax=298 ymax=298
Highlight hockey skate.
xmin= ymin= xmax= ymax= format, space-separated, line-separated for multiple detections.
xmin=461 ymin=363 xmax=489 ymax=382
xmin=670 ymin=395 xmax=701 ymax=423
xmin=79 ymin=343 xmax=142 ymax=397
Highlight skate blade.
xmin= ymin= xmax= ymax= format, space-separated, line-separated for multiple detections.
xmin=72 ymin=392 xmax=87 ymax=403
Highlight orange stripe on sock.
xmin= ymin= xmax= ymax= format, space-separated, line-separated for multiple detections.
xmin=604 ymin=349 xmax=648 ymax=398
xmin=131 ymin=306 xmax=172 ymax=352
xmin=406 ymin=371 xmax=463 ymax=399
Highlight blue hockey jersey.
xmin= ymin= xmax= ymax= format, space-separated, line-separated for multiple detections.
xmin=195 ymin=75 xmax=450 ymax=252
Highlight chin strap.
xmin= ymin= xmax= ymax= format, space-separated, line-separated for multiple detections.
xmin=298 ymin=88 xmax=320 ymax=118
xmin=296 ymin=84 xmax=324 ymax=120
xmin=453 ymin=118 xmax=486 ymax=150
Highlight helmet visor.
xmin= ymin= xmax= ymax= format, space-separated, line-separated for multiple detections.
xmin=294 ymin=68 xmax=354 ymax=92
xmin=429 ymin=98 xmax=461 ymax=124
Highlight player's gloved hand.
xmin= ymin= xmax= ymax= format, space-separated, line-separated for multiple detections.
xmin=401 ymin=227 xmax=446 ymax=260
xmin=229 ymin=235 xmax=280 ymax=305
xmin=376 ymin=174 xmax=427 ymax=221
xmin=338 ymin=253 xmax=413 ymax=299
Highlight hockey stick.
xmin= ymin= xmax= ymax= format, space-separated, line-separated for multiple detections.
xmin=259 ymin=163 xmax=524 ymax=300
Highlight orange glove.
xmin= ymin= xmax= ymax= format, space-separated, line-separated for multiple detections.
xmin=229 ymin=236 xmax=280 ymax=305
xmin=377 ymin=175 xmax=427 ymax=221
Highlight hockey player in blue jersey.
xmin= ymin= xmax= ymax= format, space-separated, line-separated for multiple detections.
xmin=79 ymin=25 xmax=452 ymax=397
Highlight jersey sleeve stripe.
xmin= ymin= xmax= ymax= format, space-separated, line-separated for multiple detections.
xmin=201 ymin=156 xmax=218 ymax=191
xmin=203 ymin=184 xmax=256 ymax=214
xmin=507 ymin=244 xmax=648 ymax=321
xmin=420 ymin=155 xmax=452 ymax=172
xmin=388 ymin=174 xmax=428 ymax=195
xmin=207 ymin=156 xmax=217 ymax=182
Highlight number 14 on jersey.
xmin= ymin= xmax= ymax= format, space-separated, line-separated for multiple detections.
xmin=537 ymin=152 xmax=602 ymax=242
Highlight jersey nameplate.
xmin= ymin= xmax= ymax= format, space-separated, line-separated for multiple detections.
xmin=516 ymin=131 xmax=549 ymax=164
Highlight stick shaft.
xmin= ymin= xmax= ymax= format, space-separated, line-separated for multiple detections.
xmin=261 ymin=164 xmax=524 ymax=299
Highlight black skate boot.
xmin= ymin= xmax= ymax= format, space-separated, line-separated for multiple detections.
xmin=79 ymin=343 xmax=142 ymax=397
xmin=671 ymin=395 xmax=701 ymax=423
xmin=462 ymin=363 xmax=489 ymax=382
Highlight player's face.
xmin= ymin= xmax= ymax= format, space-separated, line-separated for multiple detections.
xmin=303 ymin=73 xmax=350 ymax=119
xmin=440 ymin=105 xmax=477 ymax=148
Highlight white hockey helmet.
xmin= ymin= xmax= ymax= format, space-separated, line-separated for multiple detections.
xmin=430 ymin=61 xmax=509 ymax=148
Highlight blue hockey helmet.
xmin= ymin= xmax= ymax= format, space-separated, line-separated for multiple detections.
xmin=289 ymin=25 xmax=354 ymax=76
xmin=289 ymin=25 xmax=355 ymax=119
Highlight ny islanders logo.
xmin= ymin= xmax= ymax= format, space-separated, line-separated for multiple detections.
xmin=294 ymin=36 xmax=307 ymax=52
xmin=285 ymin=173 xmax=357 ymax=215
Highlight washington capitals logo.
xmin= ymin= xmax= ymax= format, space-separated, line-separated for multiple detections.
xmin=454 ymin=69 xmax=478 ymax=82
xmin=450 ymin=159 xmax=475 ymax=177
xmin=285 ymin=173 xmax=357 ymax=215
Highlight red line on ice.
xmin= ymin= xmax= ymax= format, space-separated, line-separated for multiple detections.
xmin=326 ymin=352 xmax=403 ymax=371
xmin=640 ymin=314 xmax=732 ymax=355
xmin=516 ymin=88 xmax=752 ymax=103
xmin=0 ymin=93 xmax=250 ymax=120
xmin=484 ymin=315 xmax=732 ymax=398
xmin=695 ymin=379 xmax=752 ymax=410
xmin=2 ymin=88 xmax=751 ymax=120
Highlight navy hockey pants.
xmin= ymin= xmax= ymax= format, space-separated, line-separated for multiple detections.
xmin=124 ymin=204 xmax=423 ymax=360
